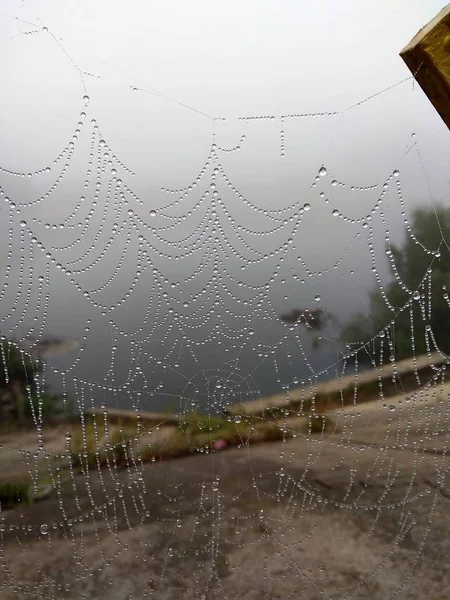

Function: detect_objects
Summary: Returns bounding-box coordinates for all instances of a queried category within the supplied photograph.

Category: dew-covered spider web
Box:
[1,2,450,599]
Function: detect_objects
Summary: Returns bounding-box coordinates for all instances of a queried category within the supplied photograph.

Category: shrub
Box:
[308,414,335,434]
[70,417,140,470]
[140,431,192,462]
[140,417,256,462]
[256,422,289,442]
[69,417,107,469]
[216,420,253,445]
[179,412,225,436]
[26,391,73,420]
[106,425,137,466]
[0,482,30,507]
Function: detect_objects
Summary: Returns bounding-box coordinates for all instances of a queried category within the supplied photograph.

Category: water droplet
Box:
[332,209,339,216]
[19,220,27,227]
[331,180,338,186]
[303,203,311,211]
[149,210,156,217]
[83,95,90,105]
[388,404,396,412]
[412,291,420,301]
[40,524,49,535]
[314,294,321,302]
[234,415,242,424]
[42,26,48,33]
[393,170,400,177]
[318,166,327,177]
[248,329,254,336]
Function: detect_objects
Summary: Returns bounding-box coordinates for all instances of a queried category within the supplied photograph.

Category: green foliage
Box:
[141,431,193,462]
[177,412,251,448]
[0,338,43,421]
[69,419,138,470]
[256,422,288,442]
[25,391,70,420]
[309,414,334,434]
[69,410,325,468]
[0,338,72,422]
[0,482,30,507]
[107,425,137,465]
[0,339,42,389]
[69,418,107,469]
[179,411,226,436]
[341,205,450,360]
[140,414,273,462]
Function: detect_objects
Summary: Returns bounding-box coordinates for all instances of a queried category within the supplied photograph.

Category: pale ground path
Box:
[332,380,450,416]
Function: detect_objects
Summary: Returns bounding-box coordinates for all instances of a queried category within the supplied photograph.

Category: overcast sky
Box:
[1,0,449,165]
[0,1,449,408]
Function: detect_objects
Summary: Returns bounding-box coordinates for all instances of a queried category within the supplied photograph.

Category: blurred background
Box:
[0,0,449,416]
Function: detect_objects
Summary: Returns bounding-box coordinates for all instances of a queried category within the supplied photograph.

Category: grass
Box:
[139,414,256,462]
[256,422,290,441]
[69,417,106,469]
[178,411,227,439]
[69,415,138,470]
[309,414,335,434]
[139,416,298,462]
[67,409,336,469]
[140,431,193,462]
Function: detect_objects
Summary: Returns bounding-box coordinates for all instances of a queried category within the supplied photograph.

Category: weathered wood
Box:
[400,4,450,129]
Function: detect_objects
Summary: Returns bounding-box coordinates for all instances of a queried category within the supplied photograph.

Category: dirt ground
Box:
[0,383,449,600]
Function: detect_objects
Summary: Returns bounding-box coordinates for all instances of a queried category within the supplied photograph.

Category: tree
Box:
[0,338,42,421]
[340,205,450,361]
[0,337,72,422]
[280,308,325,329]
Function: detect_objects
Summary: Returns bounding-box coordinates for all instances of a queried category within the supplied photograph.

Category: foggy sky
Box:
[0,1,449,410]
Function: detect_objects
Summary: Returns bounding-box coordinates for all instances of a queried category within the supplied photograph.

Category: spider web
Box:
[1,4,450,600]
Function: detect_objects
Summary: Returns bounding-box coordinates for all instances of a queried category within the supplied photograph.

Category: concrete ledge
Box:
[227,352,449,417]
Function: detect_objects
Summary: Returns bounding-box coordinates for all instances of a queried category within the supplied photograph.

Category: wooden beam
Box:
[400,4,450,129]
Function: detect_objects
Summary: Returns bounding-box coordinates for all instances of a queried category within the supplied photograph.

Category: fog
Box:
[0,0,449,412]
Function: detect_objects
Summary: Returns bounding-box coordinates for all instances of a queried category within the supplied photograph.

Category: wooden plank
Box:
[400,4,450,129]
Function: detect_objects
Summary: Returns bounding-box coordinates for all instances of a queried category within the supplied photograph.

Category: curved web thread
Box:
[0,8,450,600]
